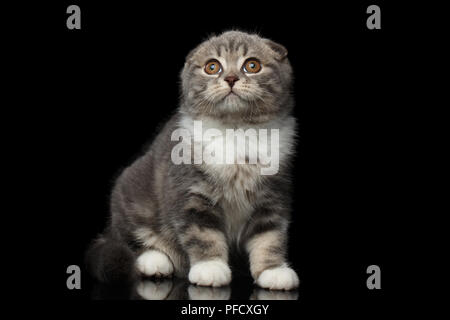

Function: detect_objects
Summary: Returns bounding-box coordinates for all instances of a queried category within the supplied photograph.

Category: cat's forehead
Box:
[191,32,274,62]
[209,33,260,54]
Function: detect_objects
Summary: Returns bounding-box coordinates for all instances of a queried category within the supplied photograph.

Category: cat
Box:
[86,30,299,291]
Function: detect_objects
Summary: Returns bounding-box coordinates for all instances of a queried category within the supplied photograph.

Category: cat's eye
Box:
[243,58,262,73]
[204,60,222,75]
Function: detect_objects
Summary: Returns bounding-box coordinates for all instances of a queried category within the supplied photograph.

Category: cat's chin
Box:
[222,92,243,103]
[216,95,247,111]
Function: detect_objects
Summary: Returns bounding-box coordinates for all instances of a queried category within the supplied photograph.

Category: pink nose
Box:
[224,75,240,88]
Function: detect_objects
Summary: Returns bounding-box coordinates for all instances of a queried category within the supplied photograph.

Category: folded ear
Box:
[264,39,288,60]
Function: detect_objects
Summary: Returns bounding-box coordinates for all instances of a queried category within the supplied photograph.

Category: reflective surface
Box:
[91,277,299,300]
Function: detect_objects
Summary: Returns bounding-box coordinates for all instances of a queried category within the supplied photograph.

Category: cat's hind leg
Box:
[136,249,174,277]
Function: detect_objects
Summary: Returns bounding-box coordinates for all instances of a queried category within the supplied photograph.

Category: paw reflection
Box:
[188,285,231,300]
[136,279,173,300]
[250,287,299,300]
[93,277,299,300]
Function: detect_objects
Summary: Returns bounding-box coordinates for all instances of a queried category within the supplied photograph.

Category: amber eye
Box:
[243,59,261,73]
[204,60,222,75]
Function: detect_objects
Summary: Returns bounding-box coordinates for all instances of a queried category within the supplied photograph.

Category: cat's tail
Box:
[85,234,137,285]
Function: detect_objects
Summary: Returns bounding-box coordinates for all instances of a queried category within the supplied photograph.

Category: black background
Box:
[11,0,434,316]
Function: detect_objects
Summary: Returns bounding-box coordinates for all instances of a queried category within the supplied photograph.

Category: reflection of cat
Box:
[137,279,232,300]
[135,279,298,300]
[86,31,299,290]
[92,278,298,300]
[136,279,189,300]
[250,288,298,300]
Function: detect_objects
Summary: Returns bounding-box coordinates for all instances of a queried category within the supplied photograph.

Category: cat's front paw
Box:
[188,260,231,287]
[136,250,174,277]
[256,265,299,290]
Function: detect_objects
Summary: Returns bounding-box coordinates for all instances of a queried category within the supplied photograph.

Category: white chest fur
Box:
[179,114,295,196]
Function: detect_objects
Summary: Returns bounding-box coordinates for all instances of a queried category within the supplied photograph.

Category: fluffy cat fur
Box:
[86,31,299,290]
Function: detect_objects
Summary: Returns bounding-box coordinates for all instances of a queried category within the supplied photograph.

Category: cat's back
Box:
[112,112,182,201]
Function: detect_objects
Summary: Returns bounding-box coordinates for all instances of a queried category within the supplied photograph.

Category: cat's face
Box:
[180,31,293,123]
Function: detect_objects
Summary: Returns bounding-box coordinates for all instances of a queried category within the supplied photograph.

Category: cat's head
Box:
[180,31,293,123]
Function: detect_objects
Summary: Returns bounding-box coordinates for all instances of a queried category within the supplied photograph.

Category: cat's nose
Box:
[224,75,240,88]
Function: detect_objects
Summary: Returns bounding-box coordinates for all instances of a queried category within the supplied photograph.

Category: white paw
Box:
[136,250,174,277]
[136,280,173,300]
[256,265,299,290]
[188,260,231,287]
